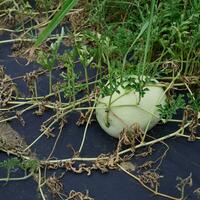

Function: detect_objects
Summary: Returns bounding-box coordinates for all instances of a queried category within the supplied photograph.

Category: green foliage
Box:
[157,94,186,120]
[37,28,64,72]
[35,0,61,11]
[85,0,200,76]
[0,157,21,171]
[187,93,200,112]
[59,50,80,102]
[155,0,200,74]
[122,75,150,99]
[98,62,152,100]
[105,26,135,57]
[83,31,117,69]
[0,0,33,27]
[99,62,122,97]
[21,159,40,173]
[74,34,93,64]
[37,29,64,94]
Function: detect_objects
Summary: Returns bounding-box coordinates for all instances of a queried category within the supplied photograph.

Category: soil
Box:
[0,117,31,156]
[0,69,32,157]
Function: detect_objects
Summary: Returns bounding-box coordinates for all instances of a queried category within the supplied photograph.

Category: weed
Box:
[157,94,186,121]
[37,28,64,94]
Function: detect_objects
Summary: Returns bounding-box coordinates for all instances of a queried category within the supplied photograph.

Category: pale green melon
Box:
[96,79,166,138]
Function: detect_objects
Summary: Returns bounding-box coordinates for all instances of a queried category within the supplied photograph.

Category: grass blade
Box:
[122,21,149,69]
[34,0,78,47]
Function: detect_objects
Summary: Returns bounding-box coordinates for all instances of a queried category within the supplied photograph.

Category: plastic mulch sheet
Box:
[0,32,200,200]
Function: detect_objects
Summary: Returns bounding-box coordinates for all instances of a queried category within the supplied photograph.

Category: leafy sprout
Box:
[37,28,64,93]
[187,93,200,112]
[0,158,39,180]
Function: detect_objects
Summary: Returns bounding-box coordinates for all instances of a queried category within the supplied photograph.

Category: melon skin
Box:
[96,84,167,138]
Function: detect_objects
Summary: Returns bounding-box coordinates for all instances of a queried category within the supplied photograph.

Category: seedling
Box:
[37,28,64,94]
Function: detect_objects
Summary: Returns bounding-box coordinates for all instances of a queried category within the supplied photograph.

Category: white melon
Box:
[96,78,166,138]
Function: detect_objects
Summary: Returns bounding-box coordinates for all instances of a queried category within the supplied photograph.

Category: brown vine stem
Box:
[118,164,182,200]
[0,116,17,123]
[0,100,33,111]
[0,104,37,123]
[78,101,97,154]
[42,115,200,165]
[23,114,62,152]
[43,122,65,181]
[0,148,32,161]
[22,95,94,151]
[38,167,46,200]
[47,123,64,161]
[119,119,200,156]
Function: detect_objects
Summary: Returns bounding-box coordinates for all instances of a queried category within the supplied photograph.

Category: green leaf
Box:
[34,0,78,47]
[0,158,21,170]
[21,159,39,173]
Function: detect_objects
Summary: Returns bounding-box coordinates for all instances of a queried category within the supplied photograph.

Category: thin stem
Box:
[119,120,195,156]
[42,117,200,165]
[23,108,71,152]
[34,80,38,99]
[84,67,90,95]
[0,35,70,45]
[122,20,149,73]
[23,120,57,152]
[142,0,156,75]
[38,168,46,200]
[118,164,181,200]
[49,71,52,94]
[78,102,96,153]
[0,172,33,182]
[105,94,113,127]
[0,116,17,123]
